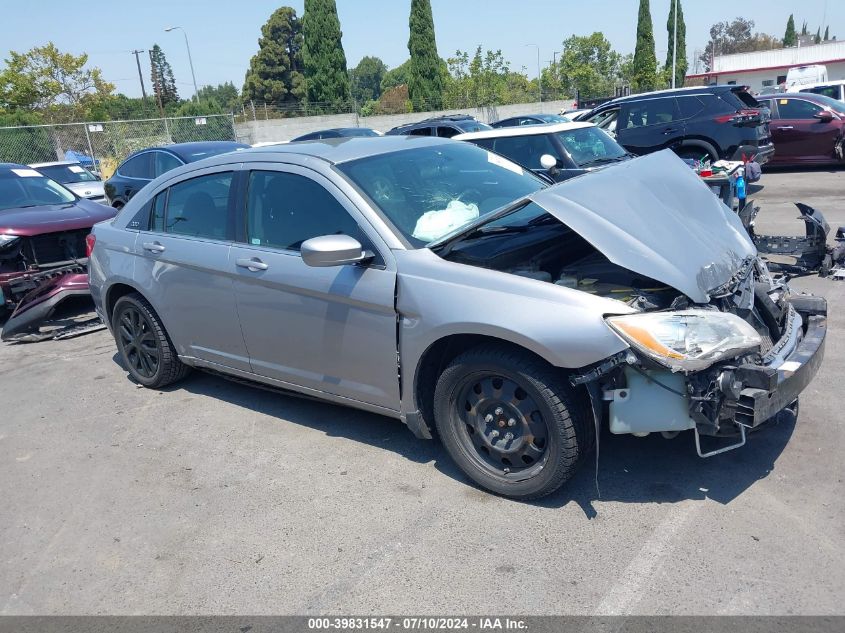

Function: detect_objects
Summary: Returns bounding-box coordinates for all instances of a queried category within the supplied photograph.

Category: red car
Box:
[1,163,116,339]
[757,93,845,166]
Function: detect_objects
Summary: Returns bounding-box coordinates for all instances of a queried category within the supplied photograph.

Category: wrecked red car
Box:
[0,163,116,341]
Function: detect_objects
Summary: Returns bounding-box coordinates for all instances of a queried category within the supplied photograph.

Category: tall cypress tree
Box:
[665,0,687,88]
[824,26,830,41]
[783,14,797,47]
[632,0,657,92]
[301,0,350,107]
[408,0,443,111]
[149,44,179,106]
[242,7,305,105]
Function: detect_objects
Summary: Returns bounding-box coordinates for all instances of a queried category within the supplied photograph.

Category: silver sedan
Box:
[88,138,825,499]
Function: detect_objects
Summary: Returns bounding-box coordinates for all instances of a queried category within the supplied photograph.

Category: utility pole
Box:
[131,49,147,100]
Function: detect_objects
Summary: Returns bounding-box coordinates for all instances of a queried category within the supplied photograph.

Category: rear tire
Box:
[112,293,190,389]
[433,344,591,500]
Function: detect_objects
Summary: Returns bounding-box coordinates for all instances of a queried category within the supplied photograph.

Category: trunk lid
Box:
[527,150,756,303]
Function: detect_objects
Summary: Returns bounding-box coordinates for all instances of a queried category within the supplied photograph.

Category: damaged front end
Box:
[1,267,95,342]
[574,260,826,456]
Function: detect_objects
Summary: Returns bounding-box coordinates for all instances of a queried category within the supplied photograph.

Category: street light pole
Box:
[525,44,541,103]
[165,26,199,101]
[671,0,678,88]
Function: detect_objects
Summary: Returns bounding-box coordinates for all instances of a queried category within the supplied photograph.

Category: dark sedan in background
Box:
[757,93,845,166]
[491,113,570,128]
[291,127,381,141]
[104,141,248,209]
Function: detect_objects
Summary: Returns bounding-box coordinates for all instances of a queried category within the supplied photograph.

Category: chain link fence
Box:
[0,114,236,179]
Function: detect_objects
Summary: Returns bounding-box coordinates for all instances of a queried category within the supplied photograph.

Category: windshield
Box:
[344,128,380,137]
[556,126,628,166]
[538,114,569,123]
[0,170,76,210]
[337,142,545,246]
[184,144,247,162]
[35,164,99,184]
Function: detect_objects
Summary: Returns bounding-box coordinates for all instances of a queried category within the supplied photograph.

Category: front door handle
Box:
[236,257,269,271]
[142,241,165,253]
[662,127,679,135]
[777,125,794,130]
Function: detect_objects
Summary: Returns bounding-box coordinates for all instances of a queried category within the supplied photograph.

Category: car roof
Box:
[453,121,594,141]
[388,115,476,132]
[207,135,455,166]
[28,161,81,168]
[798,79,845,89]
[128,141,249,161]
[598,85,742,107]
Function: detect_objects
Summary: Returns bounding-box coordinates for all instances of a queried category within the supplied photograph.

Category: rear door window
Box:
[409,127,432,136]
[620,98,679,128]
[676,96,704,119]
[436,126,460,138]
[119,153,154,179]
[163,172,235,240]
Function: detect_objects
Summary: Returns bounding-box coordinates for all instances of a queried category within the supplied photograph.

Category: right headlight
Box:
[605,309,762,372]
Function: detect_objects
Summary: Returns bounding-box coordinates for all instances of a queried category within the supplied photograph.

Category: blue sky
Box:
[1,0,842,98]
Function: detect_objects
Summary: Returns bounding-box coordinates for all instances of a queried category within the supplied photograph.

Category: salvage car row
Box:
[0,85,836,500]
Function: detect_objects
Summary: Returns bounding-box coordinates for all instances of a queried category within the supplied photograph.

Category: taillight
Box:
[85,233,96,257]
[714,109,762,125]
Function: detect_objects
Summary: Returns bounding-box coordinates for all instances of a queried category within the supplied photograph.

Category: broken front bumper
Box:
[595,295,826,446]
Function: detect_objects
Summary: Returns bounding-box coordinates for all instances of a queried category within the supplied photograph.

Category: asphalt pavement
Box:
[1,168,843,615]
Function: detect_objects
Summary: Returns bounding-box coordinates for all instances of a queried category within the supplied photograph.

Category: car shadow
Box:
[111,360,798,518]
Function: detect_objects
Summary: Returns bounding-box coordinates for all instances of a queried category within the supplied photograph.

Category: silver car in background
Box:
[88,138,825,499]
[29,160,106,203]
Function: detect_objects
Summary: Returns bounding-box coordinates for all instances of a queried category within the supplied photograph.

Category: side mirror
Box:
[300,234,372,268]
[815,110,835,122]
[539,154,558,170]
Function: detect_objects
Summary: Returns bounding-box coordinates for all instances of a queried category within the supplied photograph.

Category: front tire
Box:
[433,344,590,500]
[112,293,190,389]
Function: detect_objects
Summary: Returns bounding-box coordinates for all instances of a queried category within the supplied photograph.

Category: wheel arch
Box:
[411,333,571,437]
[104,281,145,323]
[675,138,720,161]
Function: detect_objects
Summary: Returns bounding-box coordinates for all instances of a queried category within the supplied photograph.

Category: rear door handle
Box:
[662,127,680,135]
[142,241,165,253]
[777,126,794,130]
[236,257,269,271]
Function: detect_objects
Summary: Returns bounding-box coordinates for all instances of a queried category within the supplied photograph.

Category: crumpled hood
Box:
[529,150,756,303]
[0,198,116,237]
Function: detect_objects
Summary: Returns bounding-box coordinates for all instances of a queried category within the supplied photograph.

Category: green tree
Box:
[0,43,113,113]
[542,33,623,101]
[149,45,179,107]
[665,0,687,88]
[632,0,658,92]
[302,0,351,107]
[824,26,830,41]
[815,27,822,44]
[801,22,808,36]
[408,0,443,111]
[242,7,305,105]
[350,56,386,103]
[196,82,240,111]
[699,18,782,72]
[783,14,797,47]
[381,59,412,92]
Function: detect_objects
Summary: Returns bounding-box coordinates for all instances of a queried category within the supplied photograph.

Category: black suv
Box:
[582,86,774,164]
[384,114,492,138]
